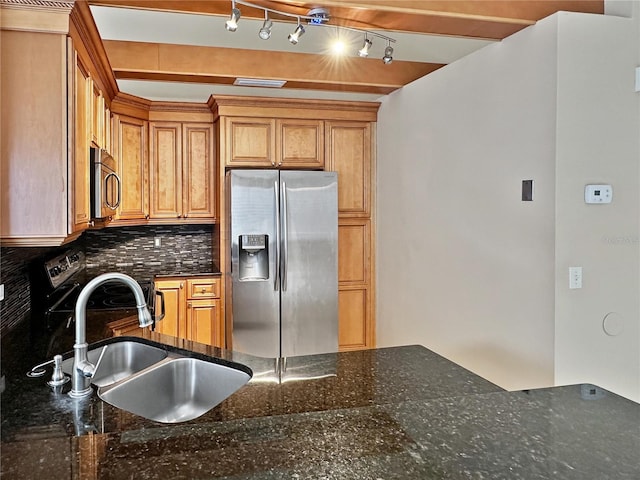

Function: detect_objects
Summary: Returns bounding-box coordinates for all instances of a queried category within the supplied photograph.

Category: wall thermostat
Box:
[584,184,612,204]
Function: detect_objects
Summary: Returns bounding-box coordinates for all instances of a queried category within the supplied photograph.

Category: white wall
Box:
[553,9,640,401]
[377,10,640,401]
[377,16,560,391]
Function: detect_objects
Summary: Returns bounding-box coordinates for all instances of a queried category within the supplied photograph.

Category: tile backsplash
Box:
[84,225,214,271]
[0,224,215,334]
[0,246,69,335]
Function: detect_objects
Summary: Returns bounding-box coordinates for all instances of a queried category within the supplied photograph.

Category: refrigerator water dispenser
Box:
[239,234,269,281]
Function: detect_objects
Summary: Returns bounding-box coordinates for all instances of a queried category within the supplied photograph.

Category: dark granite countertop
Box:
[1,320,638,479]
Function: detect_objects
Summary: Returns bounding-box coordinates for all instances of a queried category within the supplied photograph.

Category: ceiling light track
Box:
[225,0,397,62]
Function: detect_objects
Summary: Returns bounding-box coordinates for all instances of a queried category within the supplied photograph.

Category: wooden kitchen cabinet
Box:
[113,114,148,221]
[325,121,371,216]
[1,1,117,246]
[183,123,216,218]
[186,299,222,346]
[225,117,275,167]
[153,276,223,347]
[326,121,375,351]
[71,50,92,234]
[150,122,182,219]
[88,72,111,151]
[91,82,103,147]
[1,32,89,245]
[224,117,324,169]
[277,119,324,169]
[153,279,186,339]
[337,219,373,350]
[149,121,215,221]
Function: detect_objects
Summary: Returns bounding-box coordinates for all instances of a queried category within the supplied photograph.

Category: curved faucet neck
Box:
[71,272,152,398]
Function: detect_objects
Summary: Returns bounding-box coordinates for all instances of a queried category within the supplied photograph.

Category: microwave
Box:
[89,147,121,220]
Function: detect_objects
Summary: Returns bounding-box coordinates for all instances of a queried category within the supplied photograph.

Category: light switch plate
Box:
[569,267,582,289]
[0,284,4,301]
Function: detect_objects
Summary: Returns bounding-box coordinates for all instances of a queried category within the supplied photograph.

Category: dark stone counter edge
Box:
[53,335,252,379]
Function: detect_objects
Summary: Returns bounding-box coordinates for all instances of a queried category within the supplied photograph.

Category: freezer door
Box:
[230,170,280,358]
[280,171,338,357]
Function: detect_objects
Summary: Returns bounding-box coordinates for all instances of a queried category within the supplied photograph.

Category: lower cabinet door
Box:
[186,299,221,346]
[153,279,185,338]
[338,287,369,350]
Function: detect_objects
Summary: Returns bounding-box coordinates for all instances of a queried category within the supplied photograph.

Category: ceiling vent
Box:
[233,78,287,88]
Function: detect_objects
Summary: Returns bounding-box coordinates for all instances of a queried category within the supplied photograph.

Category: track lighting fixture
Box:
[358,37,372,58]
[224,1,396,63]
[382,43,394,64]
[259,10,272,40]
[288,20,305,45]
[225,1,241,32]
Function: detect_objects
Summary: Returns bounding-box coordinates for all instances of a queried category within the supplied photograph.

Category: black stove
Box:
[30,249,153,333]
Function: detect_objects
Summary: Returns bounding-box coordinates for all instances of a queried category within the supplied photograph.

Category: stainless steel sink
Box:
[62,341,168,387]
[98,357,251,423]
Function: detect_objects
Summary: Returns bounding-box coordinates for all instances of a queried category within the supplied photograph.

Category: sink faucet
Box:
[69,273,153,398]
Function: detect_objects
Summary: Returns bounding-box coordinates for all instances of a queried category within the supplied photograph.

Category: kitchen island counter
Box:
[1,328,638,479]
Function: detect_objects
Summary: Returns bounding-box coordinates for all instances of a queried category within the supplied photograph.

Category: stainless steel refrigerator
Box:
[228,169,338,359]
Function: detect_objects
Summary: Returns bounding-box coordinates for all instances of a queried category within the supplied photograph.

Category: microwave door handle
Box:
[104,172,121,210]
[274,180,280,292]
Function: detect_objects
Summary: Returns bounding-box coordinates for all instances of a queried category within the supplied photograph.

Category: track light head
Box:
[259,13,273,40]
[225,7,241,32]
[382,45,394,64]
[358,37,372,58]
[288,22,305,44]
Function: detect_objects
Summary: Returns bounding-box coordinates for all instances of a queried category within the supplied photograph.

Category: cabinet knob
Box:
[188,302,192,308]
[180,282,184,289]
[87,220,95,227]
[144,214,150,220]
[201,287,206,293]
[184,214,188,219]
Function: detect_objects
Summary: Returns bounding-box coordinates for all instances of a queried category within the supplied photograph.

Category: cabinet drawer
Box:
[187,278,219,299]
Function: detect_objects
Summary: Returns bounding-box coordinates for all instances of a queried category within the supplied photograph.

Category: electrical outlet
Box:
[154,237,162,248]
[0,284,4,301]
[569,267,582,289]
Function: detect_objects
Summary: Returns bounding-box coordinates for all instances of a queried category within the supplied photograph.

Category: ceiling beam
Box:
[104,40,444,94]
[88,0,603,40]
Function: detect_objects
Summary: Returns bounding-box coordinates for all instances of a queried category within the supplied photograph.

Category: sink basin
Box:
[98,357,251,423]
[62,341,168,387]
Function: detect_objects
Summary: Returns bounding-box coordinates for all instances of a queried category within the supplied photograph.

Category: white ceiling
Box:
[90,5,495,103]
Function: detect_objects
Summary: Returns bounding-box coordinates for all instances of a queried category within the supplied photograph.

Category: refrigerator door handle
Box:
[281,180,288,292]
[274,180,280,291]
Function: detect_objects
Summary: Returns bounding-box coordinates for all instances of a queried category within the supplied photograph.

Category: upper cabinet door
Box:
[71,53,92,233]
[277,119,324,169]
[225,117,275,168]
[325,121,371,216]
[182,123,215,219]
[150,122,182,218]
[90,83,103,147]
[114,114,148,221]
